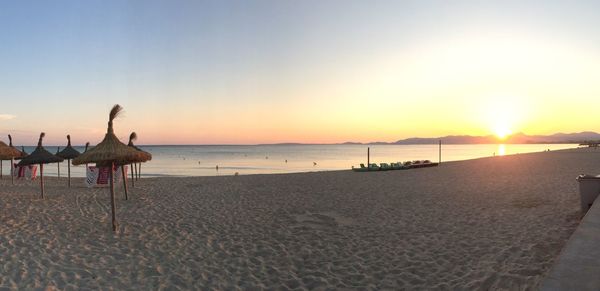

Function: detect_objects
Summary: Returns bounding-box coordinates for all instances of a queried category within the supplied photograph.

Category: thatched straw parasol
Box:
[8,135,26,160]
[17,133,64,198]
[73,105,148,231]
[127,132,152,187]
[57,135,81,187]
[0,139,23,184]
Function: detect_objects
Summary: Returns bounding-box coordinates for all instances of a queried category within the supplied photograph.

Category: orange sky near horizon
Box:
[1,1,600,145]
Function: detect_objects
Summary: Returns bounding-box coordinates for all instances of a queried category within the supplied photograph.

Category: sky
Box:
[1,0,600,145]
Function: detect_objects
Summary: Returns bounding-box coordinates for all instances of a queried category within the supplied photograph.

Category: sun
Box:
[494,124,512,139]
[480,94,526,141]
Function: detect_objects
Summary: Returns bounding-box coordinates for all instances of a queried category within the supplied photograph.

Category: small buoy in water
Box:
[313,162,317,166]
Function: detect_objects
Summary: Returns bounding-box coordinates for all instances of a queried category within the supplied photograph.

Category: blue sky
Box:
[1,1,600,145]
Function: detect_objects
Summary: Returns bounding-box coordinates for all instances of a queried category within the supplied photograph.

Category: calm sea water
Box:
[0,144,578,178]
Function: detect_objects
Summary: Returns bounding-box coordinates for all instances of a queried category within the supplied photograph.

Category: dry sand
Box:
[0,147,596,290]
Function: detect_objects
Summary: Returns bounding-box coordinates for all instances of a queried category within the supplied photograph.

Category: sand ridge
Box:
[0,147,595,289]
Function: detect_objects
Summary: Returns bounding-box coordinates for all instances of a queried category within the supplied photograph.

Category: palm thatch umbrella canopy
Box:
[57,135,81,187]
[0,140,24,184]
[8,135,27,160]
[0,141,22,159]
[127,132,152,185]
[17,133,64,198]
[72,104,147,231]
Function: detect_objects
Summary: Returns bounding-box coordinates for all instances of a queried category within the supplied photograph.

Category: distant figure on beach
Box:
[313,162,317,166]
[216,165,219,171]
[285,159,287,163]
[198,161,201,165]
[265,156,268,159]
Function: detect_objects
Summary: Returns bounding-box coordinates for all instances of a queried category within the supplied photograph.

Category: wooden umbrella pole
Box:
[134,163,138,181]
[121,165,128,200]
[40,164,44,199]
[138,163,141,180]
[110,163,117,231]
[11,158,14,185]
[67,159,71,187]
[1,160,3,179]
[57,161,60,179]
[130,163,135,188]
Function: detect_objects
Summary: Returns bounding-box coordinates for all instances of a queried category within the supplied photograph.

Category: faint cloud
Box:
[0,114,16,121]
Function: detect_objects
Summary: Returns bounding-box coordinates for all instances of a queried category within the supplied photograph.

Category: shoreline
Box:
[0,145,582,179]
[0,147,595,289]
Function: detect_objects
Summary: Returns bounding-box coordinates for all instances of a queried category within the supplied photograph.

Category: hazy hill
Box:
[393,131,600,144]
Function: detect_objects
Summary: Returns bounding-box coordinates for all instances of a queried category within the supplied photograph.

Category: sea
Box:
[0,144,578,178]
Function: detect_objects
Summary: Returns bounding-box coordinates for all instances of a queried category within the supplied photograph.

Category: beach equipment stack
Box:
[17,133,64,197]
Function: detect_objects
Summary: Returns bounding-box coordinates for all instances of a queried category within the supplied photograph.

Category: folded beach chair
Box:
[368,163,380,170]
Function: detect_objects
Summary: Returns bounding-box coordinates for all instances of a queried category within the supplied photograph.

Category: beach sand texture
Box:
[0,148,595,290]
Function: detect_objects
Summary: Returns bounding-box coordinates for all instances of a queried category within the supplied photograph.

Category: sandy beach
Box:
[0,147,595,289]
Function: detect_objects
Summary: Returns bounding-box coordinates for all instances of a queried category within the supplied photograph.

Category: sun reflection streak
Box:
[497,144,506,156]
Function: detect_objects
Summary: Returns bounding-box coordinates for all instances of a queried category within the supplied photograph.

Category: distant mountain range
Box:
[345,131,600,145]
